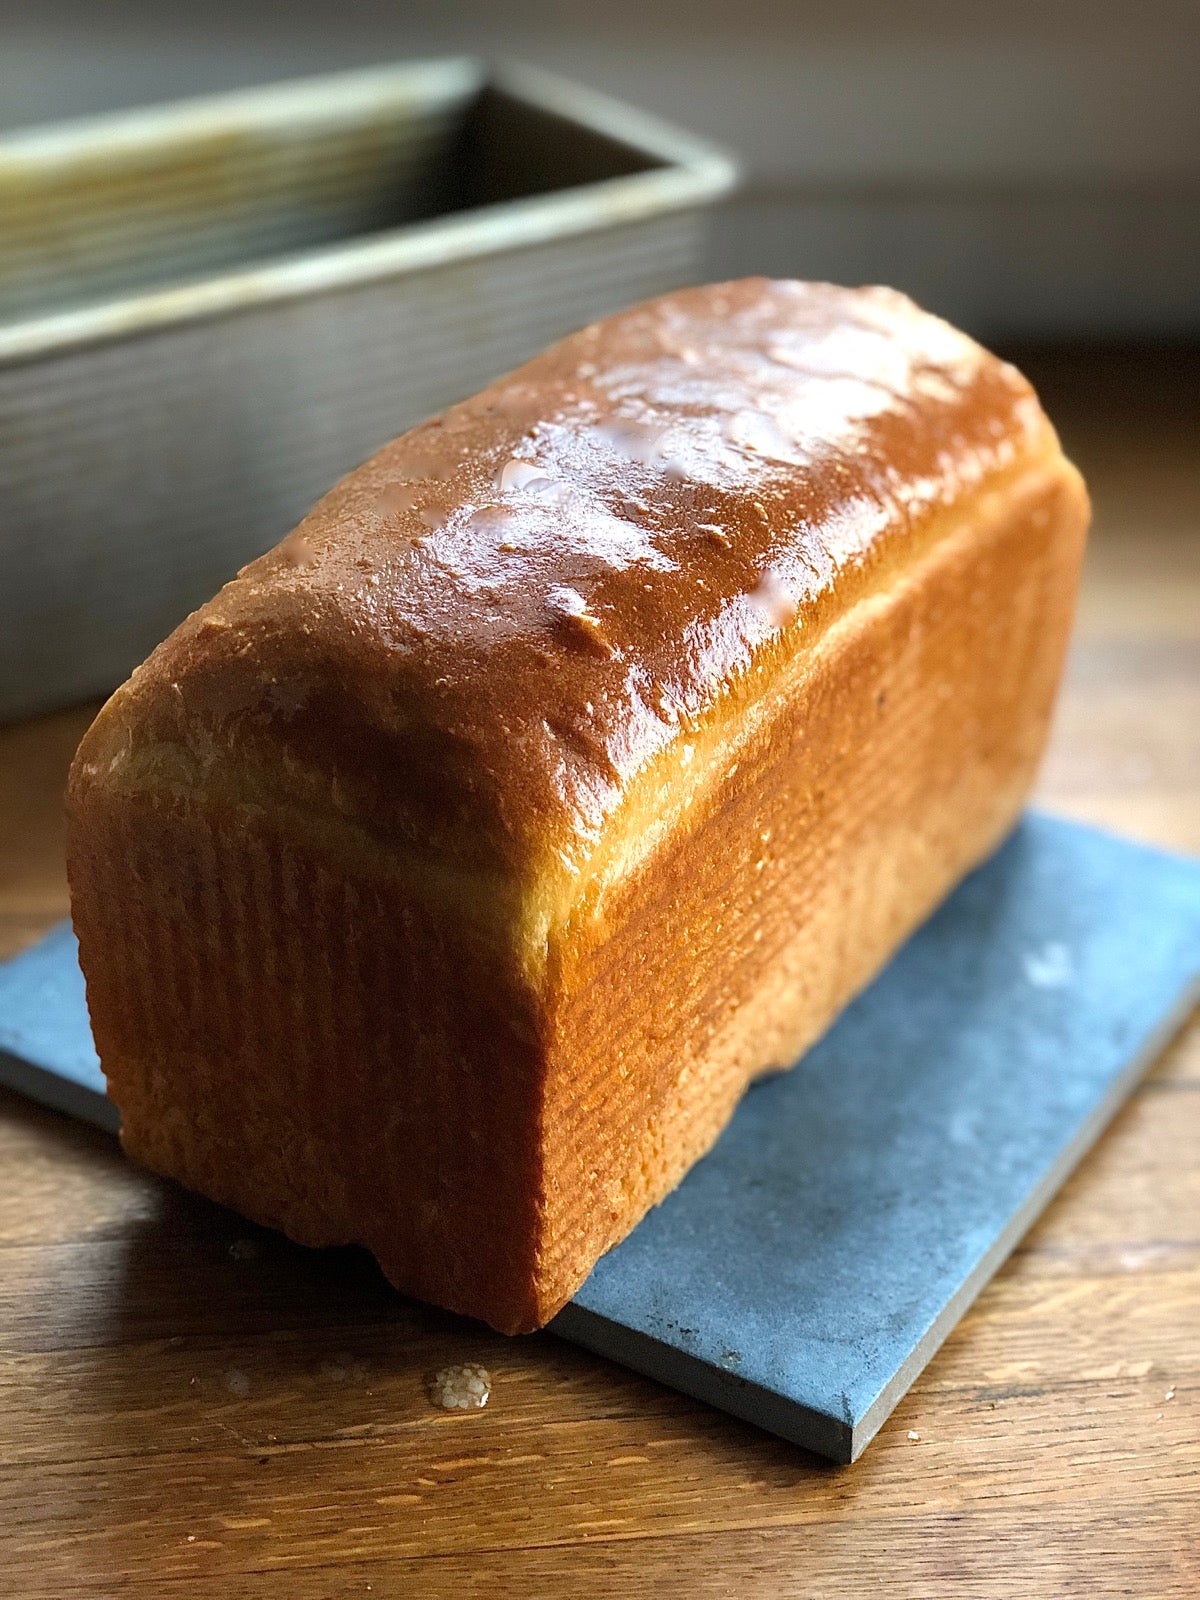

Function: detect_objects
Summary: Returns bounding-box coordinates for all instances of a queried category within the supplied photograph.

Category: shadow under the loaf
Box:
[104,1184,411,1345]
[5,1085,839,1591]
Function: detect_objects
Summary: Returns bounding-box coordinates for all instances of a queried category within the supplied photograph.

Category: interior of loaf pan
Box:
[0,59,667,325]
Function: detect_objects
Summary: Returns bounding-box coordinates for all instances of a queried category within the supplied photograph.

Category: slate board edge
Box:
[551,1297,854,1461]
[0,1048,118,1133]
[849,971,1200,1461]
[555,974,1200,1464]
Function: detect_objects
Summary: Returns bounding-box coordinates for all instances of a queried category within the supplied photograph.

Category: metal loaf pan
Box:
[0,59,735,719]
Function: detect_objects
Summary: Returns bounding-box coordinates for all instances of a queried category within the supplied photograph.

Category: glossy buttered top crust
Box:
[82,279,1054,945]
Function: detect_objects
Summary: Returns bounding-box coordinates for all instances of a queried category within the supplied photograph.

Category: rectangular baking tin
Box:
[0,59,735,719]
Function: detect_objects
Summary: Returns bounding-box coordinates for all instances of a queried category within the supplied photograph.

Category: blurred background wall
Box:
[1,0,1197,341]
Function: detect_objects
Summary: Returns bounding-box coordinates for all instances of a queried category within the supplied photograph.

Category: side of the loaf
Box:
[534,453,1088,1306]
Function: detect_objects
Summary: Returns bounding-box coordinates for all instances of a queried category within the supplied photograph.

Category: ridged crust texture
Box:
[67,279,1088,1331]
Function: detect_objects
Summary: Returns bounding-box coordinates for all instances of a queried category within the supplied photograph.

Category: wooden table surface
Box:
[1,348,1197,1599]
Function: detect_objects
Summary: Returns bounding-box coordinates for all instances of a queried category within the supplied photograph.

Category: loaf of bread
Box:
[67,280,1088,1333]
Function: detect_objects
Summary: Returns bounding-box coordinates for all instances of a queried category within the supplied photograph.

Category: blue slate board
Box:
[0,919,115,1131]
[2,813,1198,1462]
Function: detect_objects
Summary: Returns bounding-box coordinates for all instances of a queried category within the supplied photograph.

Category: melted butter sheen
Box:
[211,279,1045,873]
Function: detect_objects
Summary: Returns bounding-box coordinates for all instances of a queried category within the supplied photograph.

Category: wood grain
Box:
[0,346,1197,1598]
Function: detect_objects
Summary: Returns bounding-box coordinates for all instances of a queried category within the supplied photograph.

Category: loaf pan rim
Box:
[0,57,738,369]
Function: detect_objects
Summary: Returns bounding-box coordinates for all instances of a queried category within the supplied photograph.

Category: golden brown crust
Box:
[72,279,1051,906]
[67,279,1088,1332]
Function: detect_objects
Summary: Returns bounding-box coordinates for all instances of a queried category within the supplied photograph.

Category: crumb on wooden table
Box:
[427,1363,492,1411]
